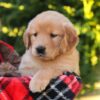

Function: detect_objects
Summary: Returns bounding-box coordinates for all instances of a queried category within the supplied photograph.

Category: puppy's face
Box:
[24,11,78,60]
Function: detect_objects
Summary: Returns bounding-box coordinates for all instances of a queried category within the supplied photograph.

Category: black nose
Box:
[36,46,46,55]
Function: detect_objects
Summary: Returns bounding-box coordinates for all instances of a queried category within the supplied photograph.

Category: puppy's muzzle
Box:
[36,46,46,56]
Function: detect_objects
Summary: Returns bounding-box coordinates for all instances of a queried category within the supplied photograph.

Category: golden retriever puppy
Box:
[19,11,80,93]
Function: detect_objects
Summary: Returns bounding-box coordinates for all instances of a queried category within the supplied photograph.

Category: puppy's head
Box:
[23,11,79,60]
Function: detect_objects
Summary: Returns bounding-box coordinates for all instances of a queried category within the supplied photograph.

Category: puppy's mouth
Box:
[36,54,51,60]
[37,53,46,58]
[33,52,56,61]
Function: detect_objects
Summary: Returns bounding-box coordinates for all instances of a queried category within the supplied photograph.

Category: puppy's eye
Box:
[33,33,37,37]
[50,33,58,38]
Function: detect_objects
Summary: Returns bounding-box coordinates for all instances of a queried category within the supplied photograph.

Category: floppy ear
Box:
[23,29,31,49]
[63,23,79,51]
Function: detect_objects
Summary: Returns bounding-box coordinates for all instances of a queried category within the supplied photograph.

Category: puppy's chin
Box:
[32,52,60,61]
[32,54,56,61]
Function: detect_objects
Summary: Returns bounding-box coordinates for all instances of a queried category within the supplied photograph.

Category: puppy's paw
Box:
[29,77,49,93]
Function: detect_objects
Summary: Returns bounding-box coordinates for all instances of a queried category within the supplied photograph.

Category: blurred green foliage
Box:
[0,0,100,95]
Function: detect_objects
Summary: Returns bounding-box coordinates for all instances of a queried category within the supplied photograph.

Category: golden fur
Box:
[19,11,80,92]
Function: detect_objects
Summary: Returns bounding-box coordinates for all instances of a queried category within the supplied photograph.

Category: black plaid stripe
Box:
[33,79,74,100]
[18,77,30,90]
[23,93,31,100]
[0,78,11,90]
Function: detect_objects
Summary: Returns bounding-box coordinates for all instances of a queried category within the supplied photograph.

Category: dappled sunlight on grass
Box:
[77,95,100,100]
[94,82,100,90]
[76,82,100,100]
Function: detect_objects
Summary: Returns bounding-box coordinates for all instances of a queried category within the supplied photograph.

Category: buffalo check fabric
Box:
[0,40,82,100]
[32,72,82,100]
[0,73,82,100]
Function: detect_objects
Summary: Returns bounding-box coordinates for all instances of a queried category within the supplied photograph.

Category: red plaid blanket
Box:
[0,40,82,100]
[0,76,33,100]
